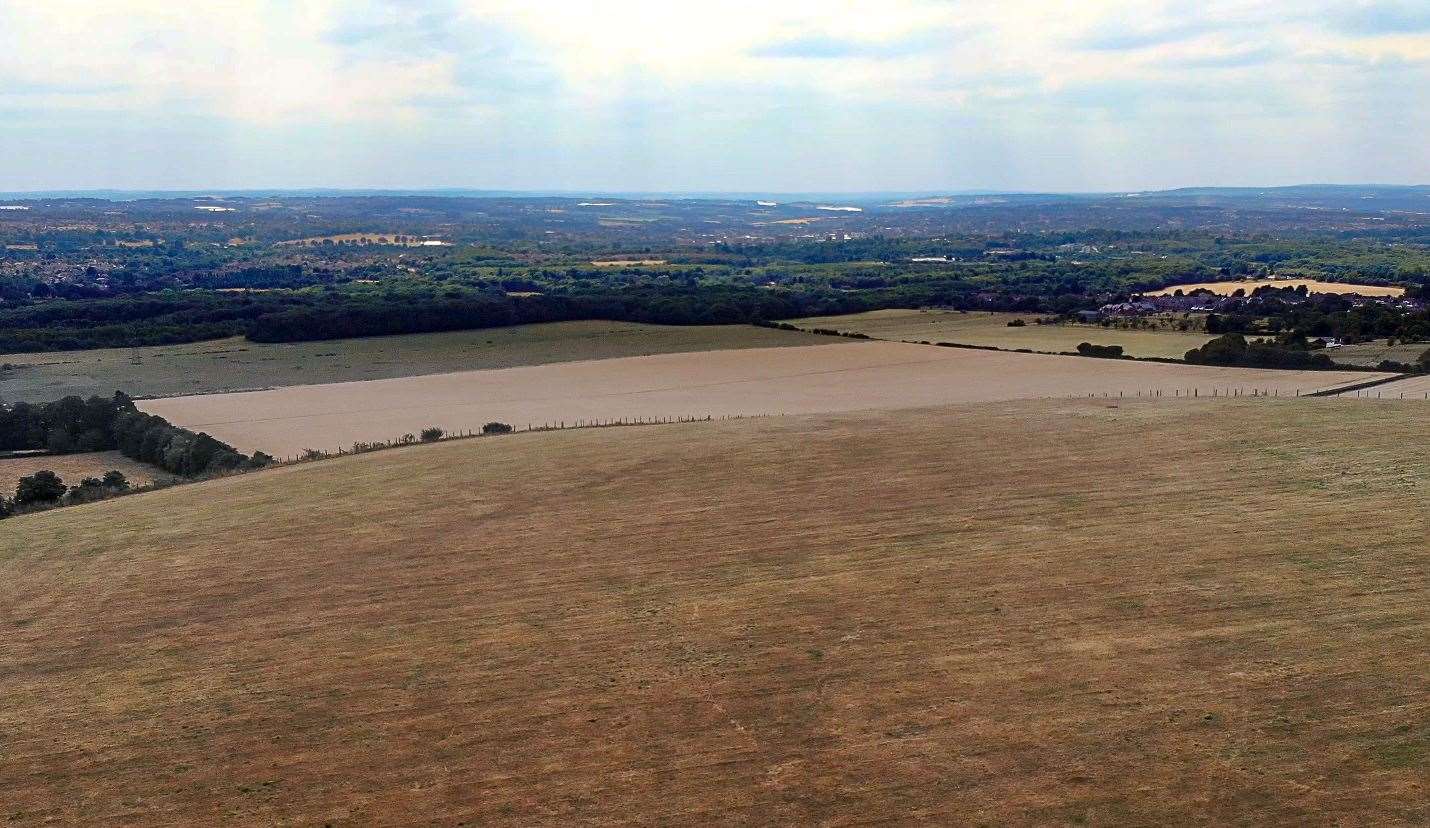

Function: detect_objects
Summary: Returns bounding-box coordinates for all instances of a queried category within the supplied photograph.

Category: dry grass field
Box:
[1144,279,1404,297]
[1331,339,1430,368]
[0,451,167,493]
[0,321,826,401]
[2,398,1426,825]
[1340,374,1430,399]
[138,340,1388,456]
[789,309,1216,358]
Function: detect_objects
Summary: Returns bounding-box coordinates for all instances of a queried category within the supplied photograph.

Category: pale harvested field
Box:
[2,398,1426,825]
[275,233,437,246]
[1145,278,1405,297]
[0,451,167,493]
[791,308,1215,359]
[1339,374,1430,399]
[139,341,1389,456]
[0,321,825,401]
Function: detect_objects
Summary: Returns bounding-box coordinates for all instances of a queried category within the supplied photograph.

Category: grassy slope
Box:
[0,320,826,400]
[2,398,1427,825]
[790,309,1216,359]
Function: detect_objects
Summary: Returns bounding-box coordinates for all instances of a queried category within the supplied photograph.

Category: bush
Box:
[101,470,130,491]
[1076,342,1124,359]
[420,427,444,442]
[1185,333,1333,369]
[15,470,66,505]
[1419,347,1430,372]
[1007,318,1026,327]
[482,422,514,435]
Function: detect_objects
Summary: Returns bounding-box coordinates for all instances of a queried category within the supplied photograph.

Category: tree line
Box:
[0,392,267,477]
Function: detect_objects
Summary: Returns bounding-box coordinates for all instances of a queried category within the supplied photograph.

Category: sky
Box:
[1,0,1427,192]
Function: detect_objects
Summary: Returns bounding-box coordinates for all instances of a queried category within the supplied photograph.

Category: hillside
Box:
[2,398,1427,825]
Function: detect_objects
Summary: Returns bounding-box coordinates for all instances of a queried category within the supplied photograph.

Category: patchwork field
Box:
[789,309,1216,359]
[138,340,1389,456]
[0,450,167,493]
[1144,278,1405,297]
[0,321,826,401]
[3,398,1426,825]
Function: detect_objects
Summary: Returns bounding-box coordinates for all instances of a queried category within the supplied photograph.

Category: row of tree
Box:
[0,393,266,477]
[0,469,131,518]
[1184,334,1335,369]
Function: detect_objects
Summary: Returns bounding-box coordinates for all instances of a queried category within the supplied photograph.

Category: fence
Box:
[269,385,1427,465]
[272,413,766,465]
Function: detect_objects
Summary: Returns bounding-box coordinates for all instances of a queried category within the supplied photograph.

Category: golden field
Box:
[2,397,1426,825]
[137,341,1389,456]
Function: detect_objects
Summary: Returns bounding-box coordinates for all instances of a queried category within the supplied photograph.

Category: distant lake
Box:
[1145,278,1404,297]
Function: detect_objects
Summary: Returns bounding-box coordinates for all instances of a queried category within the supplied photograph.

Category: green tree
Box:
[15,471,66,505]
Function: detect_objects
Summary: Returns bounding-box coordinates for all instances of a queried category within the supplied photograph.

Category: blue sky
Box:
[0,0,1427,192]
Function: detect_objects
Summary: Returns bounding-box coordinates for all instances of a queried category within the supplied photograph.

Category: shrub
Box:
[101,470,129,491]
[482,422,514,435]
[1185,333,1333,369]
[1419,347,1430,372]
[1007,318,1026,327]
[420,427,444,442]
[1076,342,1124,359]
[15,470,66,505]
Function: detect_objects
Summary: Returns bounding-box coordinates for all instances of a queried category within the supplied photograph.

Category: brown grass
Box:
[1,398,1425,825]
[0,450,166,493]
[137,341,1390,456]
[1340,374,1430,399]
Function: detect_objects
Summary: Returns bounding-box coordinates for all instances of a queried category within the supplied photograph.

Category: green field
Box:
[789,309,1217,359]
[0,320,825,401]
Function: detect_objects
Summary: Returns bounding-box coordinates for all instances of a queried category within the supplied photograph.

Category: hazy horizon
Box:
[3,183,1427,201]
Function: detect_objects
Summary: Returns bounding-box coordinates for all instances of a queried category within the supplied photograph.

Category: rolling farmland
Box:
[0,321,826,401]
[3,398,1426,824]
[789,309,1217,359]
[138,341,1390,456]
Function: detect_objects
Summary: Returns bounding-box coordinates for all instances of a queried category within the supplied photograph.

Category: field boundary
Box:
[763,319,1401,374]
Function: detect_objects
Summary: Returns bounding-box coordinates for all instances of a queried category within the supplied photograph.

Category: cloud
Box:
[1329,1,1430,35]
[748,29,960,60]
[0,0,1426,190]
[1076,20,1219,51]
